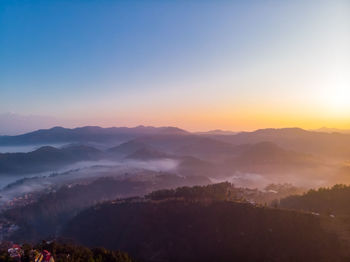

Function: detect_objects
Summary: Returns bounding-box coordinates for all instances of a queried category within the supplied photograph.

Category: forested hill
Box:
[63,192,344,262]
[280,184,350,216]
[2,175,209,243]
[279,184,350,253]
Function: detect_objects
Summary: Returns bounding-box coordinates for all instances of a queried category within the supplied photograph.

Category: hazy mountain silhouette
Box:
[0,145,102,174]
[313,127,350,134]
[176,156,219,177]
[196,129,238,135]
[132,134,244,161]
[107,141,149,158]
[0,126,348,184]
[231,142,317,166]
[3,126,350,160]
[225,141,320,175]
[208,128,350,159]
[125,147,170,160]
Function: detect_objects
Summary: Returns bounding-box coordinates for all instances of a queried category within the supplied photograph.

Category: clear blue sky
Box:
[0,0,349,131]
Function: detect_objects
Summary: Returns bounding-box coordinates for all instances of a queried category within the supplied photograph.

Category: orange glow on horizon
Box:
[70,107,350,132]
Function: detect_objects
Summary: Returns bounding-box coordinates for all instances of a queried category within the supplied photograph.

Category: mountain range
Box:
[1,126,350,261]
[1,125,350,190]
[2,126,350,159]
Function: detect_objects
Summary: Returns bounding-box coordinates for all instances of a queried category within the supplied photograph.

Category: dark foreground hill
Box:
[279,184,350,254]
[2,175,210,243]
[280,184,350,216]
[0,241,134,262]
[63,199,344,262]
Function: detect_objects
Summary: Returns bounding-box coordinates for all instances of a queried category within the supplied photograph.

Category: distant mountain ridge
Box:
[2,125,350,177]
[196,129,238,135]
[0,125,189,145]
[208,127,350,159]
[313,127,350,134]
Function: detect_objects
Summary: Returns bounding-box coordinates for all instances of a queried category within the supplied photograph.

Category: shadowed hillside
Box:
[1,175,210,242]
[62,184,345,262]
[280,184,350,216]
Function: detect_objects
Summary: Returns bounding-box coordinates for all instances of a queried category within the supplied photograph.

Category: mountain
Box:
[112,142,226,177]
[0,136,326,178]
[0,126,189,146]
[228,142,318,167]
[3,126,350,160]
[176,156,219,177]
[125,147,170,160]
[109,140,221,176]
[107,141,149,158]
[196,129,238,135]
[62,185,344,262]
[221,142,325,179]
[108,133,244,161]
[0,125,347,184]
[0,145,102,174]
[313,127,350,134]
[209,128,350,159]
[132,134,244,161]
[108,140,172,160]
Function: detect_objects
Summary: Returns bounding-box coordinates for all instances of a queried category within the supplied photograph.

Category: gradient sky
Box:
[0,0,349,132]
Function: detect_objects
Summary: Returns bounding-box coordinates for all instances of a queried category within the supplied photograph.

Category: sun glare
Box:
[320,72,350,116]
[329,85,349,110]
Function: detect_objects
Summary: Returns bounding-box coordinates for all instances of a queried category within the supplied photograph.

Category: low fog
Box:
[0,158,180,205]
[0,154,343,208]
[210,172,329,190]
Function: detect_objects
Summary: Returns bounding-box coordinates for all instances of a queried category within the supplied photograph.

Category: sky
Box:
[0,0,349,134]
